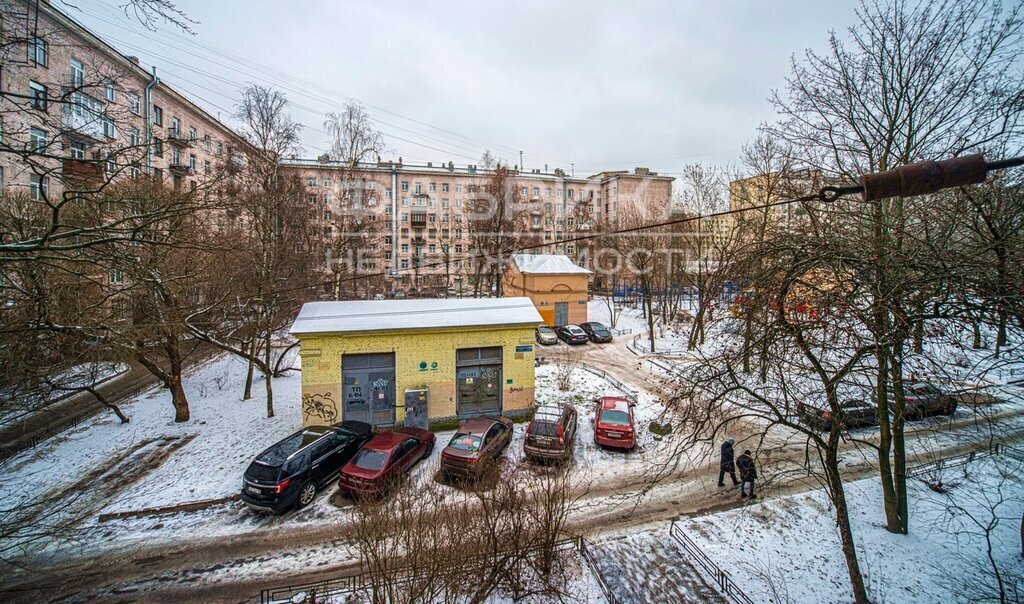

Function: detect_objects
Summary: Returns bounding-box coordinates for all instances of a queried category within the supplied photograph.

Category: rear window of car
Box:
[352,449,388,471]
[530,420,561,437]
[538,327,554,334]
[599,409,630,425]
[568,327,585,334]
[448,433,482,451]
[245,461,279,482]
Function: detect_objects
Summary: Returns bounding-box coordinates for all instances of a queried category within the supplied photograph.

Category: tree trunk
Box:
[264,330,275,418]
[889,346,910,534]
[243,337,256,400]
[85,386,130,424]
[826,450,872,604]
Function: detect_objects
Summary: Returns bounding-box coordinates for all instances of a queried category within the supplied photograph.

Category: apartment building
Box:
[0,0,245,215]
[282,159,674,294]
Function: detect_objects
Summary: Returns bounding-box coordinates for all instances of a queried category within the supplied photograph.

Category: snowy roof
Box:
[290,297,543,335]
[512,254,591,275]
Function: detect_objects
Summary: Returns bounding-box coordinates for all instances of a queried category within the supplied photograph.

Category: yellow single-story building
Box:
[290,297,542,428]
[503,254,591,326]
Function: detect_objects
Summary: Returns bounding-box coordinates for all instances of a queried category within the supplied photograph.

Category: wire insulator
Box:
[861,154,988,201]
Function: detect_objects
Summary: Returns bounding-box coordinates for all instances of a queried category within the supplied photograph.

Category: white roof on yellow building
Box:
[511,254,591,275]
[290,297,543,335]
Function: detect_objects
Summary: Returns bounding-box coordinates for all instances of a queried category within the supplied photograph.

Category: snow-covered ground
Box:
[676,453,1024,603]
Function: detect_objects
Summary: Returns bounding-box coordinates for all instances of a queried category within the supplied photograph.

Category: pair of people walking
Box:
[719,438,757,499]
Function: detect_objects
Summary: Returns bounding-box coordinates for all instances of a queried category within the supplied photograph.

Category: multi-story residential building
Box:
[282,159,674,294]
[0,0,245,221]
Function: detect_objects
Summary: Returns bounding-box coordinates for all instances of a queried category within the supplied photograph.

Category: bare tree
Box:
[467,164,526,297]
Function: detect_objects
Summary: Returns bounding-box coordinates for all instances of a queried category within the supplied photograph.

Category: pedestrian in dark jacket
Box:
[718,438,738,487]
[736,450,757,499]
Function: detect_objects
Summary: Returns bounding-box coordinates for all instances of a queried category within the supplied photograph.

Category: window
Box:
[203,134,211,151]
[70,59,85,87]
[153,137,163,157]
[70,141,86,159]
[130,127,140,147]
[401,197,409,207]
[442,183,450,193]
[204,160,211,175]
[414,183,422,194]
[29,127,46,151]
[31,37,48,66]
[455,244,463,253]
[307,177,317,187]
[109,270,123,284]
[102,115,116,138]
[170,116,181,137]
[545,187,552,197]
[189,154,196,170]
[29,174,48,200]
[401,244,409,253]
[27,81,49,112]
[172,148,181,165]
[429,182,436,192]
[188,127,196,141]
[104,80,115,102]
[428,244,436,253]
[129,93,140,115]
[400,259,409,269]
[532,187,539,197]
[216,141,223,155]
[520,187,527,195]
[400,181,409,192]
[456,184,463,193]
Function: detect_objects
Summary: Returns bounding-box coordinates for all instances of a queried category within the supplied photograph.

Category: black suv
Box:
[241,420,373,513]
[579,322,613,343]
[524,403,578,463]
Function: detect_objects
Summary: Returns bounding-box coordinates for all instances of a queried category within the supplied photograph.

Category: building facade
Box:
[503,254,590,327]
[291,298,541,428]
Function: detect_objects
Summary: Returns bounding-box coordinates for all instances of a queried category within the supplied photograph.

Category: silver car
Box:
[536,326,558,345]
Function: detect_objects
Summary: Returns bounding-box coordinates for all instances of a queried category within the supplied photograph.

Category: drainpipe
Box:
[391,163,399,280]
[143,66,159,172]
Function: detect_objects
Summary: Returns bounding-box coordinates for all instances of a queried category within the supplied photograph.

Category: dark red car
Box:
[593,396,636,450]
[440,416,513,480]
[338,428,435,498]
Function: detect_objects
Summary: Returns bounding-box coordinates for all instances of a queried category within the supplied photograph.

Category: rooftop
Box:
[512,254,592,275]
[290,297,543,335]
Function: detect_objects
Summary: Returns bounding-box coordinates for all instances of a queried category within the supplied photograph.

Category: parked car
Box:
[901,381,958,419]
[579,322,613,343]
[797,399,877,432]
[338,428,435,498]
[241,420,373,513]
[556,324,589,345]
[536,326,558,346]
[440,416,513,480]
[524,403,578,463]
[593,396,636,450]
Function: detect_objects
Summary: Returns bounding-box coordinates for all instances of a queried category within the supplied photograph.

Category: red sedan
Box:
[593,396,636,450]
[338,428,435,498]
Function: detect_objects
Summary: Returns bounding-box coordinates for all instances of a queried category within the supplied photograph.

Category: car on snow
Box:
[593,396,636,450]
[797,399,877,432]
[524,403,577,463]
[241,420,373,513]
[536,326,558,346]
[440,416,513,480]
[337,428,435,498]
[578,322,613,343]
[899,381,958,419]
[556,324,589,345]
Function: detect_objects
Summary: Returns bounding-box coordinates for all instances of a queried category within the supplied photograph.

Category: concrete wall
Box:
[296,325,537,427]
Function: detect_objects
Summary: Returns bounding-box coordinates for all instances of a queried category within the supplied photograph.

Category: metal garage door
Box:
[555,302,568,326]
[456,346,503,418]
[342,353,396,426]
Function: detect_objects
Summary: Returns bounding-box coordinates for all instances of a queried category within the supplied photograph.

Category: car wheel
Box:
[297,481,317,509]
[424,441,435,459]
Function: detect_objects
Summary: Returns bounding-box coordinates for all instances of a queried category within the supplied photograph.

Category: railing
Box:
[260,536,617,604]
[906,442,1015,478]
[669,519,755,604]
[576,362,638,404]
[630,333,689,355]
[610,327,632,336]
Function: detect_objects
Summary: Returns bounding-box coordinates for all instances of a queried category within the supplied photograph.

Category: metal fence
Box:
[576,362,639,404]
[628,333,690,356]
[668,519,755,604]
[907,442,1021,478]
[260,536,618,604]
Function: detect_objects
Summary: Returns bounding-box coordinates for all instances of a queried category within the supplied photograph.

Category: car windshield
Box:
[245,461,279,481]
[599,409,630,425]
[568,327,584,334]
[530,420,560,436]
[538,327,554,334]
[448,433,482,451]
[352,448,388,471]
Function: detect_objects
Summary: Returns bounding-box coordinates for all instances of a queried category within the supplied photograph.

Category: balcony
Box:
[167,129,193,147]
[62,158,104,185]
[411,213,427,227]
[61,110,104,143]
[412,236,426,245]
[169,162,193,175]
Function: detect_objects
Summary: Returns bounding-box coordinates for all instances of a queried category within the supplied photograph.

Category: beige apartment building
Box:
[282,159,674,294]
[0,0,245,220]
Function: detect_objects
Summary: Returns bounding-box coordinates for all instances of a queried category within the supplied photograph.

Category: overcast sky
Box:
[64,1,862,179]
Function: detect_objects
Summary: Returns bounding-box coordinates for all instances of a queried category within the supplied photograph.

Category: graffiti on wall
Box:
[302,392,338,423]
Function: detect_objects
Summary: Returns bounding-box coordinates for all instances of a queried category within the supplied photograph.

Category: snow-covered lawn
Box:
[0,361,130,427]
[677,454,1024,603]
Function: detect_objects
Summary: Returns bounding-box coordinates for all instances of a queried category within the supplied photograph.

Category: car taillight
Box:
[273,479,290,494]
[527,420,534,435]
[556,424,565,445]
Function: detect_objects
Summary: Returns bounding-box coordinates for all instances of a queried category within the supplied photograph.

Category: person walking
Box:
[718,438,738,487]
[736,449,757,499]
